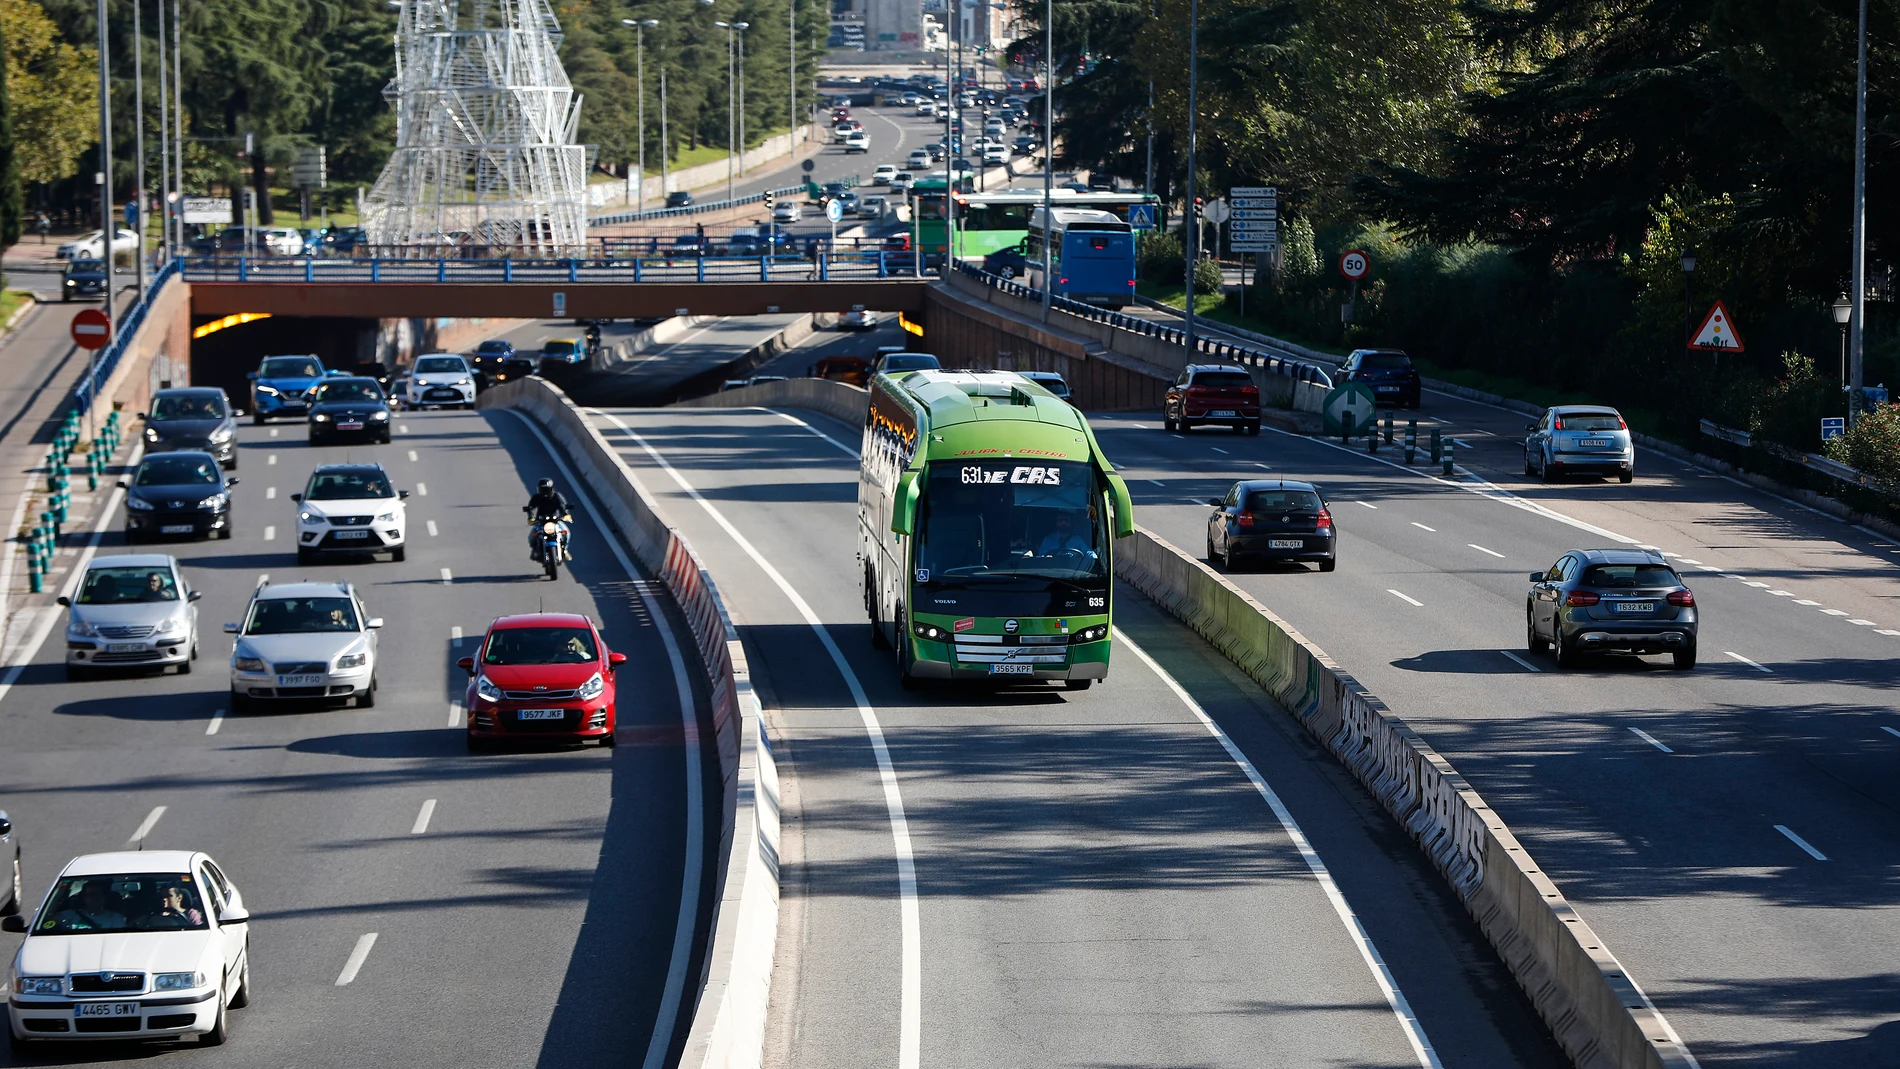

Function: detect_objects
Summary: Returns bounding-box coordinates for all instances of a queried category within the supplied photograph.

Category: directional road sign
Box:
[1339,249,1371,281]
[1323,382,1378,437]
[1821,417,1846,441]
[1231,208,1277,220]
[71,308,112,351]
[1127,203,1157,230]
[1229,186,1276,197]
[1231,198,1276,209]
[1202,199,1231,224]
[826,198,846,223]
[1229,218,1277,232]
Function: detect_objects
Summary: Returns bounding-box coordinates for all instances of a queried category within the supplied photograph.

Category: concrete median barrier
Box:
[477,376,779,1069]
[1116,526,1697,1069]
[673,376,870,428]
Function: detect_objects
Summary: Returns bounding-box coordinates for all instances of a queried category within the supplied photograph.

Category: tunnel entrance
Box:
[188,316,438,405]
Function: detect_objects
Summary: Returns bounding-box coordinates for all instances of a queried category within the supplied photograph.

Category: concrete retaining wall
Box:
[99,273,194,414]
[591,125,819,208]
[674,376,870,428]
[476,376,779,1069]
[1115,526,1696,1069]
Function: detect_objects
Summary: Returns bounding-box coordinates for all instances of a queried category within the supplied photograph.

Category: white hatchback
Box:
[872,165,897,185]
[4,851,251,1050]
[293,463,408,564]
[405,353,477,409]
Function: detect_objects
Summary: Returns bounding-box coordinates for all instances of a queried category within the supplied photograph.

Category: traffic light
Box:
[1194,197,1205,216]
[764,188,776,211]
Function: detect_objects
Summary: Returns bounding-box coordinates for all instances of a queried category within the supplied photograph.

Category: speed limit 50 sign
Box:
[1338,249,1370,281]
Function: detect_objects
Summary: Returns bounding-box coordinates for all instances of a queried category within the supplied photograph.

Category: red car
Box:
[1164,363,1261,434]
[459,613,625,749]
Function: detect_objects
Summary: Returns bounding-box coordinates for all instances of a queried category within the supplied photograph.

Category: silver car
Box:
[225,581,382,711]
[58,555,201,680]
[1523,405,1635,483]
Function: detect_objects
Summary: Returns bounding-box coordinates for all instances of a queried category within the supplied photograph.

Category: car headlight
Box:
[336,652,369,670]
[154,616,184,635]
[234,655,267,673]
[1072,624,1110,643]
[198,493,228,509]
[371,410,390,420]
[300,511,322,525]
[13,976,63,996]
[455,378,471,386]
[313,413,332,422]
[126,496,154,511]
[209,427,234,443]
[376,512,397,523]
[577,672,606,701]
[68,619,98,638]
[153,972,206,991]
[144,427,161,443]
[64,279,75,287]
[256,384,280,397]
[475,675,502,703]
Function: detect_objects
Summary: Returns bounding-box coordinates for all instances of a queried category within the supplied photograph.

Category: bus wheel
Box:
[866,565,890,650]
[1064,679,1093,692]
[895,610,920,690]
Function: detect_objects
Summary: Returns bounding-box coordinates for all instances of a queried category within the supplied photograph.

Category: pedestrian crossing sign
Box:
[1128,204,1157,230]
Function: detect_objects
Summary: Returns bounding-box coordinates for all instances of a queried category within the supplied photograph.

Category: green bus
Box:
[859,368,1136,688]
[908,182,1161,267]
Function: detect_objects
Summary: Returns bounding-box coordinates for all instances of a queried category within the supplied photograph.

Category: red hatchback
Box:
[1164,363,1261,434]
[459,613,625,750]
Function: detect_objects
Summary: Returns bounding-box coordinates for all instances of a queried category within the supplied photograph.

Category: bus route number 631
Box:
[962,464,1062,485]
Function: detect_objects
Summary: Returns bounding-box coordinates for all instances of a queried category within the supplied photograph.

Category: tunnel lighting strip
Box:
[897,311,924,337]
[192,312,272,339]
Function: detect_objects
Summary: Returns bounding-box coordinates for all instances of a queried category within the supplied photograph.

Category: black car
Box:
[324,226,369,256]
[665,190,694,209]
[1527,548,1698,669]
[470,339,536,385]
[308,377,393,444]
[142,388,240,470]
[982,246,1029,279]
[1339,349,1422,408]
[1013,135,1039,156]
[121,451,236,541]
[62,258,107,302]
[353,361,394,392]
[1205,480,1336,572]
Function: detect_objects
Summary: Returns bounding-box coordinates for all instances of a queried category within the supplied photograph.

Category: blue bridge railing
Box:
[75,258,182,417]
[178,251,920,284]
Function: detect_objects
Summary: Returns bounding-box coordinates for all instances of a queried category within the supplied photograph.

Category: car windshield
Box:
[261,357,321,378]
[151,394,225,421]
[543,341,578,355]
[883,355,940,371]
[136,455,220,486]
[476,341,512,354]
[1581,564,1679,588]
[78,566,179,604]
[1561,413,1623,431]
[246,596,359,634]
[918,460,1107,586]
[1245,489,1321,512]
[308,470,394,500]
[33,874,209,935]
[1190,372,1254,388]
[68,259,103,273]
[483,626,599,665]
[1359,353,1413,369]
[415,357,465,374]
[315,381,384,403]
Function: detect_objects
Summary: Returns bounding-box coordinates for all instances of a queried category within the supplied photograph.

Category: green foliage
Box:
[0,11,18,245]
[1191,255,1223,292]
[1746,353,1839,452]
[1137,230,1184,285]
[2,0,96,188]
[1824,404,1900,493]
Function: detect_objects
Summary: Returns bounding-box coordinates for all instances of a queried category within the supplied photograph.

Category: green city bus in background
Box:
[908,180,1161,268]
[859,367,1136,688]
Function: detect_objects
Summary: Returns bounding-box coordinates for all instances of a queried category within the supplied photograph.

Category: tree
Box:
[1,0,96,191]
[0,6,20,245]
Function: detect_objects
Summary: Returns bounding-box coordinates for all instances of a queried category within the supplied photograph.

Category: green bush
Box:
[1137,231,1184,286]
[1192,257,1224,293]
[1825,403,1900,493]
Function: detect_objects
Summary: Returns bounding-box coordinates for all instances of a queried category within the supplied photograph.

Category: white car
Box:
[872,165,897,185]
[293,463,408,564]
[839,309,880,331]
[56,229,139,261]
[225,579,382,710]
[983,145,1010,165]
[772,201,802,223]
[405,353,476,409]
[260,228,304,256]
[907,150,932,169]
[891,172,915,191]
[915,101,937,117]
[843,132,870,154]
[59,555,201,679]
[4,851,251,1049]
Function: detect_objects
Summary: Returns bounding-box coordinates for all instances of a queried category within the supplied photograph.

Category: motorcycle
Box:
[525,509,572,580]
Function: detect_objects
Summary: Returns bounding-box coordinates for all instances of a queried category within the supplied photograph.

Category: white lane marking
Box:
[1355,501,1378,510]
[1724,651,1773,673]
[1722,573,1747,581]
[1469,544,1504,558]
[1412,522,1436,532]
[266,486,276,500]
[398,424,410,434]
[1742,581,1769,588]
[205,709,225,736]
[407,450,419,462]
[1388,589,1423,607]
[591,408,920,1069]
[1820,608,1850,616]
[1211,446,1230,454]
[263,525,275,542]
[1146,479,1166,487]
[1877,629,1900,637]
[128,806,166,844]
[447,702,463,728]
[1848,618,1877,626]
[1677,558,1702,565]
[335,933,378,985]
[765,410,857,457]
[498,411,705,1069]
[1629,727,1673,753]
[1766,590,1792,596]
[426,520,439,537]
[1881,726,1900,739]
[1119,634,1442,1068]
[415,482,428,496]
[438,568,452,585]
[410,799,436,835]
[450,626,463,645]
[268,454,277,465]
[1253,462,1272,470]
[1794,599,1821,606]
[1774,825,1827,861]
[268,427,279,438]
[1499,650,1541,672]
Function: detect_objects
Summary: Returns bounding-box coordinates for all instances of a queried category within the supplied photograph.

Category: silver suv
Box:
[1524,405,1634,483]
[226,581,382,710]
[1527,549,1697,669]
[59,555,202,680]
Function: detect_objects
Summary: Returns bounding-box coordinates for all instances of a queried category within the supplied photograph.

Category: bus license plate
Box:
[75,1002,138,1018]
[989,664,1034,676]
[1614,602,1653,613]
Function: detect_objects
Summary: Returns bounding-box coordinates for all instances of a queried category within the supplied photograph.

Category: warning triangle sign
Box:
[1689,301,1745,351]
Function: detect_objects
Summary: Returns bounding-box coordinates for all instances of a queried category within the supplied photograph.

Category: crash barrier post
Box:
[1443,436,1455,476]
[1114,527,1699,1069]
[1405,419,1417,464]
[477,377,779,1069]
[26,541,42,593]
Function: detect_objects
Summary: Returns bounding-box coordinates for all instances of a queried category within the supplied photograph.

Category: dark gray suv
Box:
[1527,548,1697,669]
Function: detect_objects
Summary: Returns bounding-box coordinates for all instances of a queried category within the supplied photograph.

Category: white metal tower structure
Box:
[363,0,591,255]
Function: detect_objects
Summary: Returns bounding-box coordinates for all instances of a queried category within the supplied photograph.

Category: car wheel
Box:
[600,728,618,748]
[65,663,91,682]
[3,850,20,916]
[357,677,377,709]
[296,547,315,566]
[228,945,251,1008]
[466,733,490,753]
[1672,644,1697,671]
[225,455,239,471]
[1164,416,1178,432]
[1540,453,1557,483]
[1527,613,1549,654]
[200,987,229,1045]
[9,1027,34,1055]
[178,653,192,675]
[218,525,233,540]
[391,545,405,562]
[1206,537,1222,572]
[1523,450,1536,477]
[1318,556,1337,573]
[1553,633,1579,669]
[1619,470,1634,484]
[1246,422,1260,436]
[998,266,1016,280]
[253,412,266,425]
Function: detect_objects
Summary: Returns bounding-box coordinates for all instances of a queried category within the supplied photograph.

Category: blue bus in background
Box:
[1025,207,1136,309]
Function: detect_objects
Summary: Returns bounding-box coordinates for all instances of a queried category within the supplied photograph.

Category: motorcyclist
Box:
[524,478,572,561]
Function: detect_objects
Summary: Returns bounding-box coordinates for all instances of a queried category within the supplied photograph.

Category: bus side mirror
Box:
[1105,473,1136,539]
[891,471,921,537]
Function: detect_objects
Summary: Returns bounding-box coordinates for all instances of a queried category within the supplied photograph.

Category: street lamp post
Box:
[1039,0,1051,319]
[157,0,171,263]
[172,0,183,255]
[95,0,114,332]
[1833,294,1853,411]
[131,0,147,301]
[1849,0,1869,425]
[736,22,749,176]
[621,18,659,213]
[1180,0,1200,351]
[712,17,742,202]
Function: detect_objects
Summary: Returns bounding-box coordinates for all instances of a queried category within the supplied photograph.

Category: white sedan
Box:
[772,201,802,223]
[56,229,139,261]
[405,353,477,409]
[4,851,251,1050]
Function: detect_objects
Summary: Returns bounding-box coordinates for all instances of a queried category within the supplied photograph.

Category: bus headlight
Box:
[1071,625,1109,643]
[911,622,948,641]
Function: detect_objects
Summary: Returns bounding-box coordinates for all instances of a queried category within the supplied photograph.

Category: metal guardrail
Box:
[177,252,920,284]
[1699,418,1890,493]
[952,261,1333,387]
[75,259,181,416]
[589,184,806,227]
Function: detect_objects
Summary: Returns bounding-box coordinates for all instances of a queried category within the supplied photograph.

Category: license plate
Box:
[518,709,566,720]
[1208,409,1237,417]
[159,524,193,534]
[75,1003,138,1018]
[989,663,1035,676]
[332,529,369,539]
[278,674,323,686]
[107,643,144,653]
[1268,539,1303,549]
[1580,438,1611,448]
[1613,602,1653,613]
[1376,385,1400,392]
[338,422,364,431]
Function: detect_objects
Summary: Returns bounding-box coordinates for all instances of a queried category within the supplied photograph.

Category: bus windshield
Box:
[916,460,1107,587]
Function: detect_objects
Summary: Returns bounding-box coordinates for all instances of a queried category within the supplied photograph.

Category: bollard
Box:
[1342,411,1356,445]
[27,542,43,594]
[1405,420,1418,464]
[1368,423,1380,453]
[1443,436,1456,476]
[86,450,99,492]
[1430,427,1443,463]
[1383,409,1395,445]
[39,513,54,554]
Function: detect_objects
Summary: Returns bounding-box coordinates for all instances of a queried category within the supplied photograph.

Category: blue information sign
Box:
[1821,417,1846,440]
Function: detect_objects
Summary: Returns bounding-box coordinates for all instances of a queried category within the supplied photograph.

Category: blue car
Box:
[248,355,331,424]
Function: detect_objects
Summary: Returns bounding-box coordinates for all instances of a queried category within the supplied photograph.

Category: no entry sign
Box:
[71,309,112,351]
